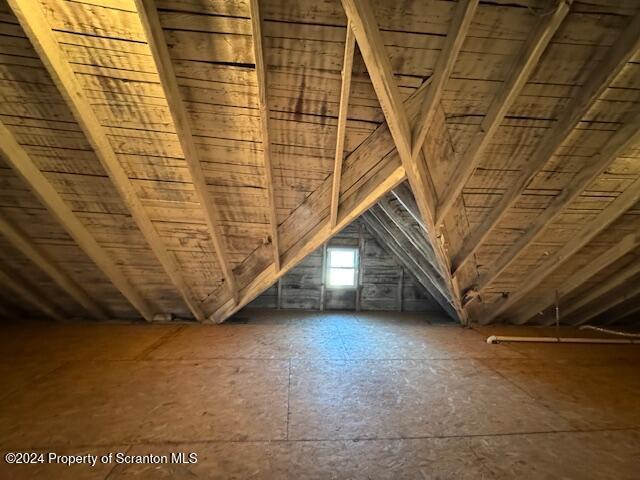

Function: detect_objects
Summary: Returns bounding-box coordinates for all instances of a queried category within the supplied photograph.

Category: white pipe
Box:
[486,335,640,345]
[578,325,640,338]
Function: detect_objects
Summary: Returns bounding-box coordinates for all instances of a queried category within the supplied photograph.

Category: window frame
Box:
[325,246,359,290]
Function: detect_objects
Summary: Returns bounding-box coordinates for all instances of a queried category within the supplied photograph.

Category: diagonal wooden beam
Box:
[510,231,640,324]
[569,257,640,323]
[0,121,156,322]
[341,0,465,321]
[361,210,457,318]
[472,112,640,290]
[9,0,206,321]
[0,212,109,320]
[0,267,64,321]
[484,175,640,323]
[581,283,640,326]
[248,0,282,273]
[437,0,570,226]
[135,0,239,305]
[330,23,356,229]
[605,299,640,325]
[452,10,640,273]
[411,0,479,160]
[367,204,457,316]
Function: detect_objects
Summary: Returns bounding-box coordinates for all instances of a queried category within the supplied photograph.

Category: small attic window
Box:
[326,247,358,289]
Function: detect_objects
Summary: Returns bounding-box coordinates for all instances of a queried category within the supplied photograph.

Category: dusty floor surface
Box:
[1,309,639,479]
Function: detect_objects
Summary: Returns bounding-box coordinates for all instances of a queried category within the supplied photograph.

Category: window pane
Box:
[328,249,356,268]
[328,267,355,287]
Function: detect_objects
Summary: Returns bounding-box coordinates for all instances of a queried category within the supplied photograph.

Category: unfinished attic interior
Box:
[1,0,640,477]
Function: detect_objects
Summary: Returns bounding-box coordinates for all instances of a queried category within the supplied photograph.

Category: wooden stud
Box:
[0,121,156,322]
[8,0,205,321]
[473,112,640,288]
[330,23,356,229]
[135,0,239,306]
[249,0,282,272]
[0,267,64,322]
[411,0,479,160]
[511,231,640,324]
[485,175,640,323]
[320,243,328,311]
[452,10,640,272]
[437,0,570,225]
[0,212,109,320]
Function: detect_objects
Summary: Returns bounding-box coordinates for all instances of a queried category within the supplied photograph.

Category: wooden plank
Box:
[8,0,205,321]
[0,121,156,321]
[511,231,640,324]
[330,23,356,228]
[437,0,570,225]
[484,175,640,323]
[473,112,640,290]
[0,267,63,321]
[411,0,478,159]
[249,0,281,272]
[0,212,108,320]
[452,10,640,273]
[135,0,239,308]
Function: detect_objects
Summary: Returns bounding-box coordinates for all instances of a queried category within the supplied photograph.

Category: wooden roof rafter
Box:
[248,0,282,273]
[8,0,206,321]
[484,175,640,323]
[410,0,479,161]
[437,0,571,227]
[0,267,63,322]
[340,0,466,322]
[135,0,240,308]
[452,10,640,275]
[330,22,356,229]
[511,232,640,324]
[0,121,155,322]
[0,212,108,320]
[472,112,640,293]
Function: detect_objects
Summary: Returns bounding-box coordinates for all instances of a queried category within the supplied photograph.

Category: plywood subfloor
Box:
[1,310,639,479]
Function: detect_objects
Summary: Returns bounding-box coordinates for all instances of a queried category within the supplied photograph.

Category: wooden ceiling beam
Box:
[510,231,640,324]
[341,0,466,322]
[0,212,109,320]
[483,175,640,323]
[330,23,356,229]
[135,0,239,305]
[0,267,64,322]
[8,0,206,321]
[411,0,479,160]
[0,121,156,322]
[438,0,570,227]
[474,112,640,290]
[451,11,640,273]
[248,0,282,272]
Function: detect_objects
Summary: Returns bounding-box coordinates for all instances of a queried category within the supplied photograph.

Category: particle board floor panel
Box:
[0,311,638,479]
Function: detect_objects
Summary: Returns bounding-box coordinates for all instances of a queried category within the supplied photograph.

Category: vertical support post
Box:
[398,266,404,312]
[320,243,328,311]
